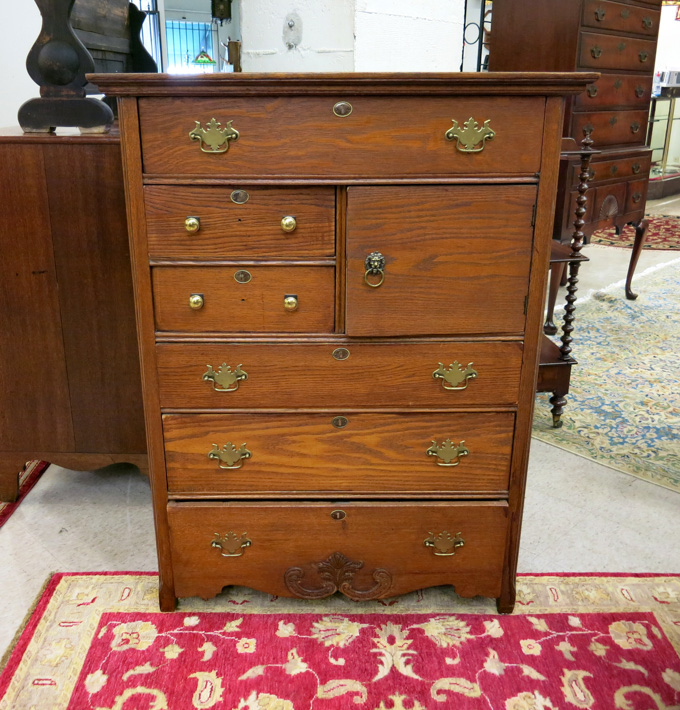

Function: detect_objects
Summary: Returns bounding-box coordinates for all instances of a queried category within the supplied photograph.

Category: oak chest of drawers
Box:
[490,0,661,242]
[94,72,595,613]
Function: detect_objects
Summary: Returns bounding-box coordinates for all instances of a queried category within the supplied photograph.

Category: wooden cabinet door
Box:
[345,185,536,337]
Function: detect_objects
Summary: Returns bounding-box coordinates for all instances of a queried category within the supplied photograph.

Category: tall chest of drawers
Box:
[94,72,595,613]
[490,0,662,244]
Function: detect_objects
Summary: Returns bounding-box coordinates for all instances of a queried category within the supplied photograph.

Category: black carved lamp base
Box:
[18,97,114,133]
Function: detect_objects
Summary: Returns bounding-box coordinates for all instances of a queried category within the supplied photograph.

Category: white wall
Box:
[240,0,355,72]
[655,5,680,168]
[0,3,41,128]
[354,0,464,72]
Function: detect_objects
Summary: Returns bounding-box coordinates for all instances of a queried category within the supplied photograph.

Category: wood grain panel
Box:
[138,96,545,178]
[168,500,509,600]
[145,186,335,258]
[44,143,146,453]
[163,412,514,495]
[571,109,648,147]
[152,265,335,333]
[626,179,648,213]
[571,153,651,185]
[0,145,74,452]
[581,0,660,37]
[345,185,535,337]
[156,340,523,409]
[578,32,657,71]
[574,74,652,111]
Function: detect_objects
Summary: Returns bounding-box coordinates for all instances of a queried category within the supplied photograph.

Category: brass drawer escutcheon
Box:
[590,46,602,59]
[330,510,346,520]
[332,416,349,429]
[333,101,353,117]
[433,361,478,391]
[594,7,605,21]
[211,531,251,557]
[635,86,645,98]
[632,192,642,204]
[630,122,641,134]
[188,293,204,310]
[620,8,630,19]
[208,442,252,469]
[364,251,386,288]
[202,363,248,392]
[642,16,653,30]
[332,347,350,361]
[184,216,200,233]
[424,531,465,556]
[189,117,239,154]
[639,50,649,63]
[234,269,252,283]
[231,189,250,204]
[427,439,469,467]
[445,117,495,153]
[587,85,598,98]
[632,163,641,174]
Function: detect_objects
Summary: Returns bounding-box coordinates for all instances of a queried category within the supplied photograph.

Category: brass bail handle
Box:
[364,251,386,288]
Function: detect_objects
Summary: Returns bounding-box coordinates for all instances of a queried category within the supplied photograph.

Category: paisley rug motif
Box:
[0,460,49,529]
[590,215,680,249]
[533,260,680,492]
[1,573,679,710]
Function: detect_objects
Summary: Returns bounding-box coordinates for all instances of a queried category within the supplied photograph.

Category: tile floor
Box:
[1,201,679,659]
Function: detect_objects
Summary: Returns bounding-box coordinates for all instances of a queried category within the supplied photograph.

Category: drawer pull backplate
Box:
[445,117,495,153]
[427,439,469,467]
[208,442,252,469]
[202,363,248,392]
[424,531,465,556]
[189,117,239,154]
[284,551,393,600]
[364,251,386,288]
[211,531,251,557]
[433,361,478,391]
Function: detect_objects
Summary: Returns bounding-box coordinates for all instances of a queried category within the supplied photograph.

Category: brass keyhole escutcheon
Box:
[632,163,641,174]
[332,416,349,429]
[333,101,353,117]
[188,293,204,310]
[332,347,350,361]
[639,51,649,63]
[231,189,250,204]
[632,192,642,203]
[284,295,299,311]
[587,85,598,98]
[642,16,652,29]
[630,122,641,134]
[185,216,200,233]
[330,510,346,520]
[234,270,252,283]
[281,215,297,233]
[591,46,602,59]
[635,86,645,98]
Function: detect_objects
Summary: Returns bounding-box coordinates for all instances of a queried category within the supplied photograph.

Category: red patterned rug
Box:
[590,214,680,249]
[0,460,49,529]
[1,573,679,709]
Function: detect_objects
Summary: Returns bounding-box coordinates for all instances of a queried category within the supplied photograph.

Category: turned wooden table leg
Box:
[544,262,566,335]
[549,389,568,428]
[625,218,649,301]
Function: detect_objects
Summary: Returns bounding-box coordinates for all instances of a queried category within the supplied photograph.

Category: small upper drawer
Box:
[571,109,648,147]
[579,32,657,71]
[145,186,335,259]
[138,96,545,178]
[582,0,660,37]
[152,265,335,333]
[575,74,652,111]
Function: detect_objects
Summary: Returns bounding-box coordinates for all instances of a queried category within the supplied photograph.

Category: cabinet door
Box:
[345,185,536,337]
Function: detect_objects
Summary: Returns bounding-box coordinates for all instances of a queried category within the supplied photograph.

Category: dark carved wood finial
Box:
[284,552,393,601]
[18,0,114,133]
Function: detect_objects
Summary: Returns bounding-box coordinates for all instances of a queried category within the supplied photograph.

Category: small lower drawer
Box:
[163,412,514,496]
[167,500,509,600]
[626,179,648,213]
[152,265,335,333]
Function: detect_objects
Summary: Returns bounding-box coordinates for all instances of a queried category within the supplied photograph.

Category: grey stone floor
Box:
[1,202,679,659]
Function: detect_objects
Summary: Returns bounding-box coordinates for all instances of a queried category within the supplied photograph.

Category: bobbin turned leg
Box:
[549,390,568,428]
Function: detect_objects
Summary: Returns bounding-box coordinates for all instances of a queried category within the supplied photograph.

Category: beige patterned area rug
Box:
[533,259,680,492]
[1,572,679,709]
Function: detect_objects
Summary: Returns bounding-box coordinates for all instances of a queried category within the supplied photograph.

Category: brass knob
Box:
[185,216,200,233]
[188,293,204,310]
[283,295,298,311]
[281,215,297,233]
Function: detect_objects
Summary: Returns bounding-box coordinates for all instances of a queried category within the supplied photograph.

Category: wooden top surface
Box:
[0,126,120,144]
[89,72,600,97]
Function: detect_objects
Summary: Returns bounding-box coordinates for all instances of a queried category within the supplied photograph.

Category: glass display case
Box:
[648,90,680,198]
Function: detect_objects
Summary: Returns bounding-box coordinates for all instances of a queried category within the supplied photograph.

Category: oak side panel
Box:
[117,97,176,610]
[44,142,146,454]
[0,144,74,452]
[499,96,566,612]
